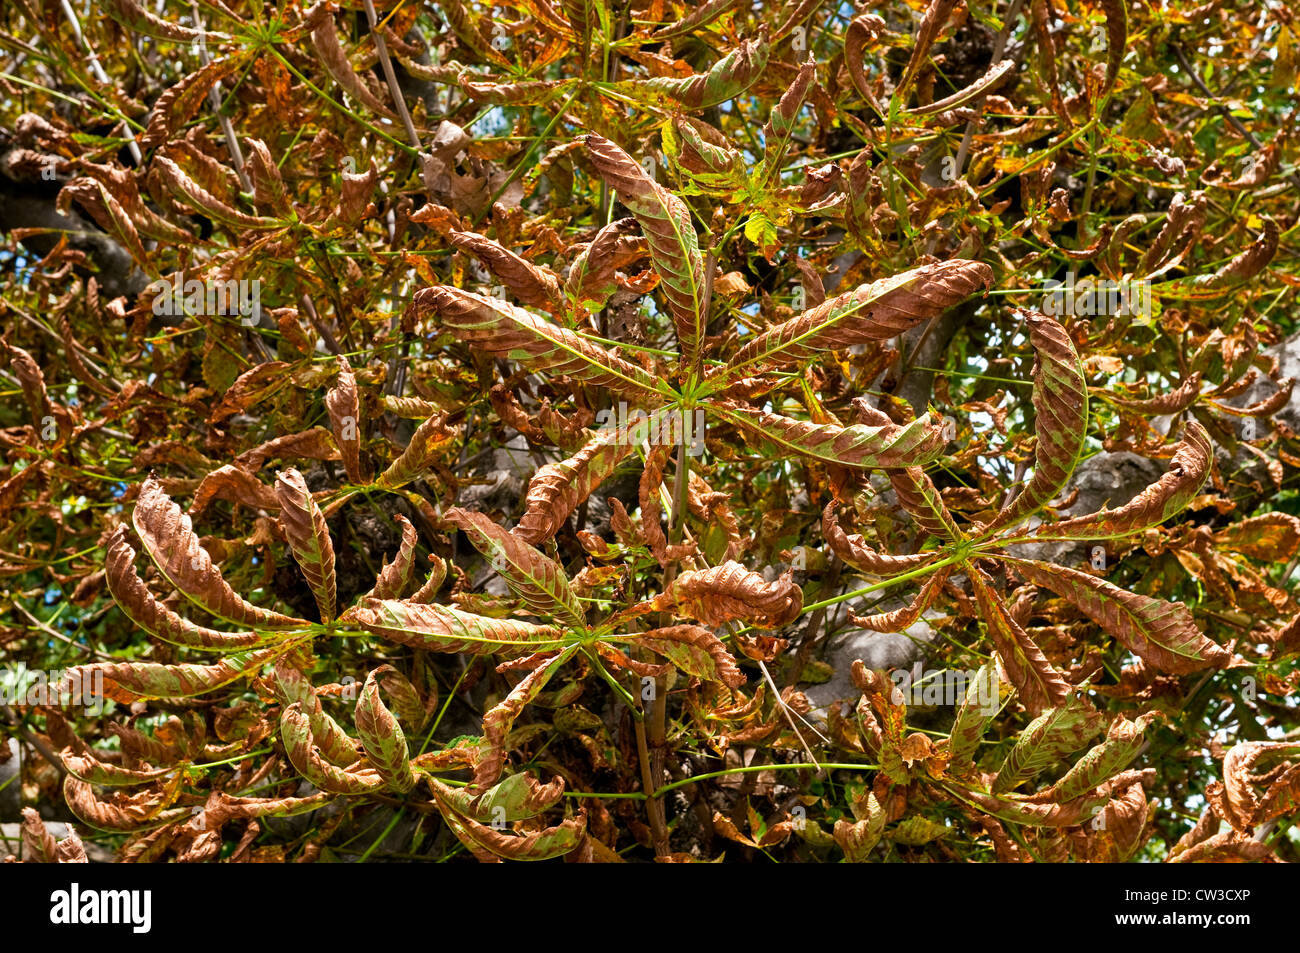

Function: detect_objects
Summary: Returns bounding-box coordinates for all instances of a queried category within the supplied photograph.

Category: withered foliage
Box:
[0,0,1298,864]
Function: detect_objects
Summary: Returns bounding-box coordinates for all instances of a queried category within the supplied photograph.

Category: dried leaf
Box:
[583,133,707,370]
[364,514,418,601]
[649,560,802,629]
[969,565,1071,716]
[346,599,567,656]
[444,507,584,629]
[633,624,746,687]
[981,311,1088,534]
[1034,424,1212,540]
[1008,558,1230,674]
[714,401,947,470]
[450,230,563,310]
[355,669,416,792]
[105,526,262,650]
[274,468,338,622]
[326,355,364,483]
[717,260,992,378]
[412,285,665,401]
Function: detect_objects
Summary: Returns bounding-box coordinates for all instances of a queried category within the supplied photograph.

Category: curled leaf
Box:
[347,599,567,656]
[105,526,262,650]
[132,477,305,628]
[649,560,802,629]
[1032,424,1211,540]
[274,468,338,622]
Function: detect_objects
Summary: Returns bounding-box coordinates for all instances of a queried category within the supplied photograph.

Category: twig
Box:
[59,0,142,165]
[360,0,423,153]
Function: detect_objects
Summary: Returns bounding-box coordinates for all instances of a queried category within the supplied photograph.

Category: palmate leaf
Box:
[713,259,993,382]
[713,400,947,469]
[444,507,585,629]
[583,133,708,370]
[1032,423,1213,541]
[345,599,568,656]
[991,694,1103,794]
[978,310,1088,535]
[1007,557,1230,673]
[411,284,666,402]
[274,467,337,622]
[969,566,1071,716]
[105,526,263,650]
[132,477,305,628]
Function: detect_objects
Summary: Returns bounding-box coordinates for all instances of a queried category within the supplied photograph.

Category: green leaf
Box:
[444,507,585,629]
[992,694,1103,794]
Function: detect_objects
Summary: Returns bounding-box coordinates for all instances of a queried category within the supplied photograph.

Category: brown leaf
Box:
[1009,558,1230,674]
[141,56,244,151]
[132,477,305,628]
[514,425,638,545]
[275,468,338,622]
[969,565,1071,716]
[326,354,364,483]
[1034,424,1212,540]
[364,514,418,601]
[649,561,802,629]
[191,464,280,515]
[105,526,262,650]
[450,230,563,310]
